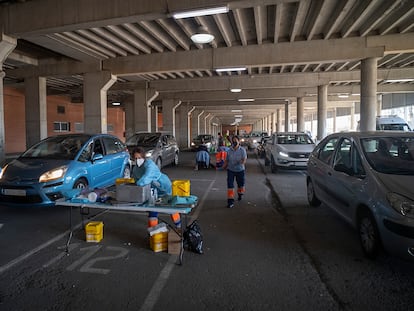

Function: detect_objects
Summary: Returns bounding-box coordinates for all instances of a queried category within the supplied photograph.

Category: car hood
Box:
[3,158,71,181]
[376,173,414,200]
[278,144,315,153]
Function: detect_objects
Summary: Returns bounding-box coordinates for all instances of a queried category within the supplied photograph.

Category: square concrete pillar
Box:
[83,71,116,134]
[25,76,47,148]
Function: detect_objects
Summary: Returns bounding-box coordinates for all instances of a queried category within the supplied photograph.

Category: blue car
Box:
[0,133,130,207]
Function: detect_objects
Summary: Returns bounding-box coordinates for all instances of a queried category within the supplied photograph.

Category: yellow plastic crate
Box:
[115,178,135,185]
[172,180,190,197]
[150,231,168,252]
[85,221,104,243]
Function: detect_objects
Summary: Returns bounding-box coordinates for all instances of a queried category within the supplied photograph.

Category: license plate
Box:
[3,189,27,196]
[296,162,307,167]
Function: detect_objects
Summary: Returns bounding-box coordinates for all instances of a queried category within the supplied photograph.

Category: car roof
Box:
[326,131,414,139]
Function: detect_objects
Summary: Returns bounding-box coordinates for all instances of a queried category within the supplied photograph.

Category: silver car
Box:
[306,131,414,261]
[125,132,179,169]
[265,132,315,173]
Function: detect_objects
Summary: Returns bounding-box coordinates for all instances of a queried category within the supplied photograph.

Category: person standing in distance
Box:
[223,135,247,208]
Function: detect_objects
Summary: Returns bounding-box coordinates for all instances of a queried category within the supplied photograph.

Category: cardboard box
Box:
[168,229,181,255]
[116,184,151,203]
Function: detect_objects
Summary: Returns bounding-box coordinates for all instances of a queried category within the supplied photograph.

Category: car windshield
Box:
[361,136,414,175]
[378,123,411,131]
[126,133,161,146]
[277,134,313,144]
[195,135,211,141]
[21,135,91,160]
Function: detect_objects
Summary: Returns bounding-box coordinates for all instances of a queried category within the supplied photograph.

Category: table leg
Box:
[65,205,73,253]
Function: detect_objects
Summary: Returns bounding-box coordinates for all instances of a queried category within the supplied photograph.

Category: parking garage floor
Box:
[1,150,413,311]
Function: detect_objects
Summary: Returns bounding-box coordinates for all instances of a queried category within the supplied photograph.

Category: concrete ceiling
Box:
[2,0,414,125]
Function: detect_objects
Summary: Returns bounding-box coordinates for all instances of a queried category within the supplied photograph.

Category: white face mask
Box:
[136,158,145,167]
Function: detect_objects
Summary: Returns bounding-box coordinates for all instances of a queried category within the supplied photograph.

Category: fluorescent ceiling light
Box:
[231,109,242,112]
[383,78,414,83]
[230,88,242,93]
[216,67,247,72]
[338,94,349,98]
[172,6,229,19]
[191,26,214,44]
[112,102,121,106]
[234,115,243,118]
[238,98,255,102]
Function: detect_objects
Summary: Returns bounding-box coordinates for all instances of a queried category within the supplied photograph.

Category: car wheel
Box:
[123,165,131,178]
[173,153,179,166]
[358,209,381,259]
[73,178,88,190]
[307,178,321,207]
[270,156,278,173]
[156,157,162,169]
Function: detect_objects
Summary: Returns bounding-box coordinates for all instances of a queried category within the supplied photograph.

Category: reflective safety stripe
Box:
[171,213,180,224]
[227,188,234,199]
[237,186,245,194]
[148,217,158,228]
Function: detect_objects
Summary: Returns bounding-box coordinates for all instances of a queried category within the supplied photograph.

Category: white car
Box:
[265,132,315,173]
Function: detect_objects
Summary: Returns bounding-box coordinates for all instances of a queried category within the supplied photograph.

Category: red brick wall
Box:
[3,88,26,153]
[3,87,125,153]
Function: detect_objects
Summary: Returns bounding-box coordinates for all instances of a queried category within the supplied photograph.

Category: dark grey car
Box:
[125,132,179,169]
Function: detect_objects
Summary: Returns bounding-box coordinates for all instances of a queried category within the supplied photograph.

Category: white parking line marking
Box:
[139,180,213,311]
[0,222,82,275]
[0,224,3,230]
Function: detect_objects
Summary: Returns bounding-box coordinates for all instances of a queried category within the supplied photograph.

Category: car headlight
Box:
[191,142,195,146]
[39,166,68,183]
[387,193,414,218]
[145,150,153,157]
[279,151,289,158]
[252,139,257,143]
[0,164,8,179]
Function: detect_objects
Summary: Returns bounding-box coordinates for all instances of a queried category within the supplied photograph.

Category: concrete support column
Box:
[0,34,17,162]
[350,102,356,130]
[124,97,134,140]
[203,113,211,134]
[317,85,328,140]
[133,87,158,133]
[377,94,382,117]
[360,57,378,131]
[0,70,6,162]
[25,76,47,148]
[297,97,305,132]
[268,115,272,134]
[185,106,196,148]
[151,105,159,132]
[175,103,191,148]
[162,99,181,137]
[332,108,337,133]
[83,71,116,134]
[284,101,289,132]
[197,110,204,136]
[272,112,276,134]
[277,108,282,132]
